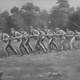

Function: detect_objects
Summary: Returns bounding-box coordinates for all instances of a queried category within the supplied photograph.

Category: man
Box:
[31,28,47,53]
[37,28,45,36]
[55,28,66,35]
[66,28,74,35]
[14,29,30,56]
[39,28,49,52]
[54,28,66,50]
[48,36,58,50]
[10,28,22,37]
[2,33,18,56]
[74,30,80,49]
[43,28,57,51]
[18,33,30,56]
[10,28,29,56]
[74,30,80,35]
[65,29,75,50]
[30,26,40,36]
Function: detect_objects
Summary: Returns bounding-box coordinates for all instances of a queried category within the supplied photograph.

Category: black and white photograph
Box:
[0,0,80,80]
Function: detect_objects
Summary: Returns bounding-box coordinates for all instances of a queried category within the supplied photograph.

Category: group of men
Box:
[0,26,80,57]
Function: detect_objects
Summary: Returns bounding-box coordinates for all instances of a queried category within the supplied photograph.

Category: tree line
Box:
[0,0,80,34]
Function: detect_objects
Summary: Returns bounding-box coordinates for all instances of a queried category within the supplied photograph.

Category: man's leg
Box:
[3,43,9,56]
[19,41,25,56]
[9,44,18,55]
[23,42,30,55]
[41,37,48,53]
[39,40,47,53]
[25,38,33,52]
[69,37,75,50]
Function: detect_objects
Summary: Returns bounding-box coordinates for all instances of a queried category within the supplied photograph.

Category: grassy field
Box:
[0,49,79,80]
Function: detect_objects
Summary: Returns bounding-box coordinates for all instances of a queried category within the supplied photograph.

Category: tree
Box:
[21,2,40,31]
[10,6,26,31]
[0,11,11,33]
[49,0,70,30]
[11,6,19,14]
[68,7,80,31]
[21,3,34,12]
[35,10,49,29]
[10,3,41,32]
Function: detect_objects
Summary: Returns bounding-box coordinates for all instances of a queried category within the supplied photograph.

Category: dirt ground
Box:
[0,49,79,80]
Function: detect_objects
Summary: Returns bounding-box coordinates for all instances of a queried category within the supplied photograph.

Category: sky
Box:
[0,0,80,12]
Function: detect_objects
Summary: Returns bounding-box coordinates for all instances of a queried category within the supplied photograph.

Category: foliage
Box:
[0,1,80,33]
[49,0,70,30]
[68,7,80,31]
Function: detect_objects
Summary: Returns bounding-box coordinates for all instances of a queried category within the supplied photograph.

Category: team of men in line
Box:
[0,26,80,57]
